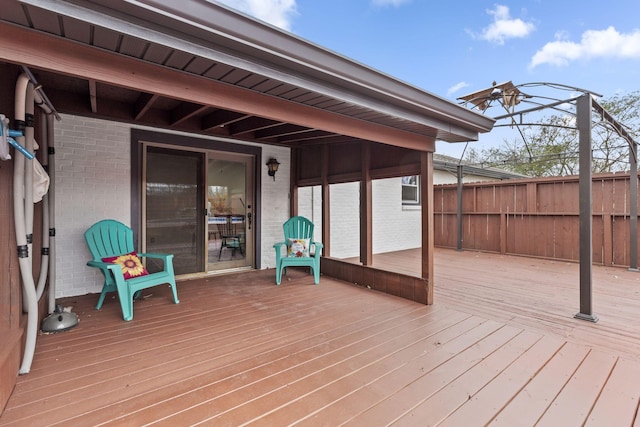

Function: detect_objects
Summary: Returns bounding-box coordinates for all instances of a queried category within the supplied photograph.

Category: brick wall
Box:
[53,114,290,297]
[54,115,131,297]
[298,186,322,242]
[372,178,422,253]
[260,146,291,269]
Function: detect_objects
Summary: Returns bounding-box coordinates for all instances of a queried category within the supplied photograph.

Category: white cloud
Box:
[371,0,412,6]
[214,0,297,31]
[530,26,640,68]
[474,4,535,45]
[447,81,470,96]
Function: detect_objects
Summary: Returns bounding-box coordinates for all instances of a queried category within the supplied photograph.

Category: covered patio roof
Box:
[0,0,494,151]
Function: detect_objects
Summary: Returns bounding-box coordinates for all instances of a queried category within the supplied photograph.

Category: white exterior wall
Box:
[318,178,421,259]
[329,182,360,258]
[260,145,291,269]
[372,178,422,253]
[54,115,131,298]
[53,114,289,297]
[297,185,322,242]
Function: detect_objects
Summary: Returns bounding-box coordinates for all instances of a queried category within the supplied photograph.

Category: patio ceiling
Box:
[0,0,494,151]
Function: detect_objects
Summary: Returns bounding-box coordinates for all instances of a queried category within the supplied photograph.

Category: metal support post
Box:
[575,94,598,322]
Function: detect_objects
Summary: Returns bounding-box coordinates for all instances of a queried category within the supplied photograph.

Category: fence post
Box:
[603,214,612,266]
[526,182,537,213]
[500,213,507,254]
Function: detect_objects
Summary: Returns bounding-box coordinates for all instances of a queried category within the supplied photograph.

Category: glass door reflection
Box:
[144,146,205,275]
[207,155,253,271]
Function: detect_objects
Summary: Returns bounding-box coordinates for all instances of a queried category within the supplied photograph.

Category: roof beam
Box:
[170,102,209,126]
[229,117,281,136]
[202,110,248,131]
[277,130,337,143]
[254,123,311,139]
[134,92,159,120]
[88,79,97,113]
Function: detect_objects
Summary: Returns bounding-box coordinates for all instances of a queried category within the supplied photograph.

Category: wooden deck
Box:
[2,248,640,426]
[380,248,640,362]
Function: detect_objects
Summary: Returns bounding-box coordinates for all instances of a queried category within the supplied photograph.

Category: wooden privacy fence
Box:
[434,172,640,267]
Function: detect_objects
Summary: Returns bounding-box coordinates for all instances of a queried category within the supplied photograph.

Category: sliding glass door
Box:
[206,153,254,271]
[144,146,205,275]
[143,144,254,276]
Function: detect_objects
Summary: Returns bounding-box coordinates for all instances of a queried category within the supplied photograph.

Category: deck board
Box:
[536,350,618,427]
[586,358,640,426]
[488,341,591,425]
[2,249,640,425]
[147,309,464,426]
[295,315,490,426]
[100,297,442,426]
[233,311,474,426]
[392,330,544,426]
[436,334,565,426]
[346,323,522,425]
[370,248,640,361]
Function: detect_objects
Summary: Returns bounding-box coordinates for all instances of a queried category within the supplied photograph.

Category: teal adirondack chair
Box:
[84,219,179,321]
[273,216,323,285]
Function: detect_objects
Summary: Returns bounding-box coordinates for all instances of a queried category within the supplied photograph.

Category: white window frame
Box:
[401,175,420,206]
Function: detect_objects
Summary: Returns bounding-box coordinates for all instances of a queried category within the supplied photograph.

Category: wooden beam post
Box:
[321,144,330,257]
[360,143,372,266]
[421,151,434,304]
[290,147,298,217]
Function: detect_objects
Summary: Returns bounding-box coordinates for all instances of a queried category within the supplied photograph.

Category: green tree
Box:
[467,91,640,177]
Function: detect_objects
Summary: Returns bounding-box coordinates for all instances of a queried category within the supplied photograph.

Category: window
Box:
[402,175,420,205]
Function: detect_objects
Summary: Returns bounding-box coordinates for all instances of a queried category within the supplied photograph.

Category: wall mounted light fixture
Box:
[266,158,280,181]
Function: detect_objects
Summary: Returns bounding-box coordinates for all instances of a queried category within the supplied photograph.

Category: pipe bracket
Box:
[14,119,25,132]
[25,113,34,128]
[17,245,29,258]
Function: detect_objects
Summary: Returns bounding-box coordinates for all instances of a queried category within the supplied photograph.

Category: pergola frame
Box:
[458,83,639,322]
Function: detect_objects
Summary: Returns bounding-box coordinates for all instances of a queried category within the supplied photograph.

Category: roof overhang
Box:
[1,0,494,149]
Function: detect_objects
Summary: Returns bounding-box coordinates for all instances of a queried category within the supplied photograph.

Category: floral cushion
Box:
[287,238,310,258]
[102,251,149,279]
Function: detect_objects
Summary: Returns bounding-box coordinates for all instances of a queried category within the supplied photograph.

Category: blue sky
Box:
[215,0,640,157]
